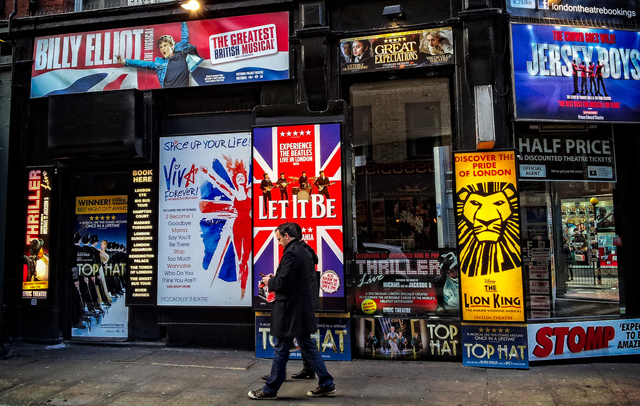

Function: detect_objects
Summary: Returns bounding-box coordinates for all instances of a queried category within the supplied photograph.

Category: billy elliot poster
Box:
[354,251,460,318]
[30,11,289,98]
[252,124,344,311]
[158,133,252,307]
[454,151,525,322]
[511,23,640,123]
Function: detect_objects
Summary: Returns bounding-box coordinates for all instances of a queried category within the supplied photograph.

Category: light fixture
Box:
[180,0,200,11]
[382,5,404,20]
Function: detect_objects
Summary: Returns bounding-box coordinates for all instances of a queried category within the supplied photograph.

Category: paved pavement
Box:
[1,342,639,406]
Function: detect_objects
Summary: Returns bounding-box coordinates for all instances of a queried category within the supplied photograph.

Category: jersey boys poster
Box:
[158,133,252,306]
[511,23,640,123]
[73,194,129,338]
[23,168,52,299]
[30,12,289,97]
[252,124,344,310]
[454,151,525,322]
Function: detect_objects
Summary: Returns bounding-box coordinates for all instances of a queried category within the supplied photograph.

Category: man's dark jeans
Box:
[262,335,334,394]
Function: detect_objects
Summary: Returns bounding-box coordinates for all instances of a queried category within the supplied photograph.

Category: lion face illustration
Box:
[456,182,521,277]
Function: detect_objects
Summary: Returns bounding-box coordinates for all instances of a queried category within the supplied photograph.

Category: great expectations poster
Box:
[339,27,453,74]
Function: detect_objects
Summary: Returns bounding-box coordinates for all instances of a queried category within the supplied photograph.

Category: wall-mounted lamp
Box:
[180,0,200,11]
[382,4,404,20]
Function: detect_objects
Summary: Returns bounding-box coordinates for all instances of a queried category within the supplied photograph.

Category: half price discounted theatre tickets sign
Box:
[454,150,525,322]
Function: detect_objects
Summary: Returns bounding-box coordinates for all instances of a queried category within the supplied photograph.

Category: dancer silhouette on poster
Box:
[200,156,252,299]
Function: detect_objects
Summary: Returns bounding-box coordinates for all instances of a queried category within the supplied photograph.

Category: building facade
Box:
[1,0,639,365]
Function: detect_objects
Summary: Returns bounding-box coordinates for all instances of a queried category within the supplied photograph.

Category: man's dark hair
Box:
[263,173,269,179]
[277,222,302,240]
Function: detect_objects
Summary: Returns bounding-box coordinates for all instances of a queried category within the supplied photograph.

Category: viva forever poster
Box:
[158,133,252,306]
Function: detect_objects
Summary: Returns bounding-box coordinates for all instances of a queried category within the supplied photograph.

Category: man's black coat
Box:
[268,239,319,338]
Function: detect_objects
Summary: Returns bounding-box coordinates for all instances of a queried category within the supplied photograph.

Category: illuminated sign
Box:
[252,124,344,311]
[126,167,157,305]
[22,168,52,298]
[353,251,459,317]
[157,133,252,307]
[30,12,289,97]
[339,27,453,74]
[507,1,638,24]
[454,150,525,322]
[512,24,640,123]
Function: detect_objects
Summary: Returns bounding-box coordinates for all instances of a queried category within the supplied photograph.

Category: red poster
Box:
[252,124,344,310]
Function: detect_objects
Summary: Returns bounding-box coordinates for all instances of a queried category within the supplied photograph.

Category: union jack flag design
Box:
[252,124,344,308]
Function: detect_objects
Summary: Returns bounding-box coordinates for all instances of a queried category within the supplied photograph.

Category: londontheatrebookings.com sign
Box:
[507,0,638,24]
[511,23,640,123]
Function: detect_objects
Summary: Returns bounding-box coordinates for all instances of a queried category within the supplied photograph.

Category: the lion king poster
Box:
[454,150,525,322]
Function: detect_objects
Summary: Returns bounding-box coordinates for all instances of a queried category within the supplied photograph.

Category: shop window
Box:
[353,106,372,162]
[521,181,621,319]
[405,102,443,158]
[351,78,452,252]
[75,0,171,12]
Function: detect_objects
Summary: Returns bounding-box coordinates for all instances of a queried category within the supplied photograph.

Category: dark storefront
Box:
[2,0,640,365]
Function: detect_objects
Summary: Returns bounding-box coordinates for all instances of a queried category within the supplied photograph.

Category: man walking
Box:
[248,222,336,400]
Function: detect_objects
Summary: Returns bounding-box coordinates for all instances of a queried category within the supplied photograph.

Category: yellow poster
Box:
[454,150,524,322]
[75,195,128,214]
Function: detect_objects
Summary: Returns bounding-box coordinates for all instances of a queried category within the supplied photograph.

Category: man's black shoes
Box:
[307,384,336,397]
[291,369,315,379]
[248,389,277,400]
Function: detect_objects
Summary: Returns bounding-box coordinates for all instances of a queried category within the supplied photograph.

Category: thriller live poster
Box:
[354,251,460,318]
[22,168,52,299]
[511,23,640,123]
[454,151,525,322]
[252,124,344,311]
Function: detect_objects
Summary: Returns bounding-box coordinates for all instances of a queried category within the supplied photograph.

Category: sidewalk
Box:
[1,342,639,405]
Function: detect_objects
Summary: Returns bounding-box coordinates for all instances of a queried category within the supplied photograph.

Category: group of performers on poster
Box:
[260,171,336,204]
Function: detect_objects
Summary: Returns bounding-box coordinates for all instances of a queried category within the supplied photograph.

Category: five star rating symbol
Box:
[280,130,313,137]
[383,37,407,43]
[89,215,117,221]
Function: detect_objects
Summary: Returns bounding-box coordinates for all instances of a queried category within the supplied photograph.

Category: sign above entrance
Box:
[339,27,453,74]
[516,123,616,182]
[30,12,289,98]
[507,0,639,25]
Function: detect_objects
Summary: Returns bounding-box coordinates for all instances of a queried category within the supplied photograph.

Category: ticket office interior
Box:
[520,179,621,320]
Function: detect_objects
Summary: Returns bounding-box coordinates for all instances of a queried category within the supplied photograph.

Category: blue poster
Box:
[255,312,352,361]
[461,323,529,369]
[511,23,640,123]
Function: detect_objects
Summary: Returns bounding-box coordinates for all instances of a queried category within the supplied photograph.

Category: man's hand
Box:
[261,274,273,284]
[116,55,125,65]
